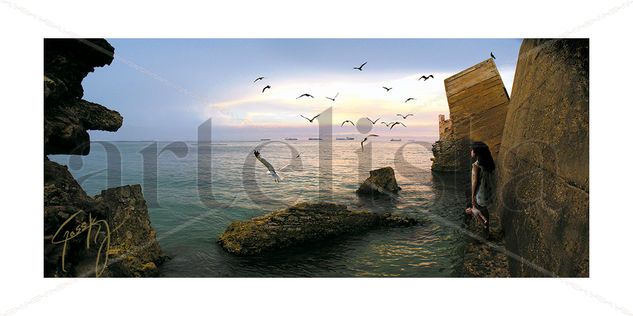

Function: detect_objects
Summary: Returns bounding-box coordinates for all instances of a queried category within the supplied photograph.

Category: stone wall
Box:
[496,39,589,277]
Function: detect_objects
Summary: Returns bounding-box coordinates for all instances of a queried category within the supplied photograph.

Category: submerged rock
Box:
[218,202,421,256]
[356,167,401,196]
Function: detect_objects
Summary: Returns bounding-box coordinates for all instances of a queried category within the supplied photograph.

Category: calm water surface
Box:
[50,140,469,277]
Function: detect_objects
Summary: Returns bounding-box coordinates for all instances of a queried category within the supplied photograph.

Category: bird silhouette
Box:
[490,52,496,59]
[389,122,407,130]
[382,86,392,92]
[262,85,271,93]
[254,150,281,182]
[341,120,355,127]
[353,61,367,71]
[300,114,320,123]
[381,121,394,127]
[297,93,314,99]
[326,92,339,101]
[361,134,379,152]
[418,75,434,81]
[405,97,416,103]
[254,76,265,82]
[397,113,414,119]
[366,117,381,125]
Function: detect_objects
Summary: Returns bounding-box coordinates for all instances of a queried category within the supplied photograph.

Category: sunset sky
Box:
[83,39,522,141]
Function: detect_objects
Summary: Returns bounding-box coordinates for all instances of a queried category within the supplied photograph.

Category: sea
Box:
[49,140,470,277]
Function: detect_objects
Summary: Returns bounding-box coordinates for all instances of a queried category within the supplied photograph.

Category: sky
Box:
[83,39,522,141]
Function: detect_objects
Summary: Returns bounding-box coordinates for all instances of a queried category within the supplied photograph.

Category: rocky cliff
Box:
[495,39,589,277]
[44,39,164,277]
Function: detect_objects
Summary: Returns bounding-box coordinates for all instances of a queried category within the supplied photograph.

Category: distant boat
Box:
[390,138,402,142]
[308,137,322,140]
[335,137,346,140]
[284,138,298,140]
[260,138,271,141]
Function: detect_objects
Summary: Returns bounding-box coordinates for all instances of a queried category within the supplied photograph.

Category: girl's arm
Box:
[471,164,480,207]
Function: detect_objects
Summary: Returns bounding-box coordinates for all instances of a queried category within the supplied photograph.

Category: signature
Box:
[51,210,111,277]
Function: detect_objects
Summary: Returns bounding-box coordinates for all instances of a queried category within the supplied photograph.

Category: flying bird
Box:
[381,121,394,127]
[353,61,367,71]
[253,150,281,182]
[405,97,416,103]
[300,114,320,123]
[262,85,271,93]
[382,86,392,92]
[397,113,414,119]
[326,92,339,101]
[389,122,407,130]
[254,77,265,82]
[418,75,434,81]
[366,117,381,125]
[360,134,379,152]
[341,120,355,127]
[490,52,496,59]
[297,93,314,99]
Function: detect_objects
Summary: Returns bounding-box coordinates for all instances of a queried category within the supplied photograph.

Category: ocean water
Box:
[49,140,469,277]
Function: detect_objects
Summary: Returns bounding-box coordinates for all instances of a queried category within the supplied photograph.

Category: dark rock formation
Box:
[496,39,589,277]
[44,159,164,277]
[44,39,163,277]
[218,202,421,256]
[356,167,401,196]
[44,39,122,155]
[431,138,469,173]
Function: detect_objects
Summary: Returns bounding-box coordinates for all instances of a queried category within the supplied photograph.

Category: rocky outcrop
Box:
[44,39,122,155]
[44,159,164,277]
[356,167,401,196]
[431,59,510,172]
[496,39,589,277]
[44,39,163,277]
[218,202,421,256]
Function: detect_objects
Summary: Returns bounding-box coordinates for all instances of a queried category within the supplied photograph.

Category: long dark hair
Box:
[471,141,495,172]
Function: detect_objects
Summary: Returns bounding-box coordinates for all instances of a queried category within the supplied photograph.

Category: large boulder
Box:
[218,202,420,256]
[356,167,401,196]
[44,159,164,277]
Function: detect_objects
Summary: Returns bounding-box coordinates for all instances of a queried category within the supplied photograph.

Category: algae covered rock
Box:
[356,167,401,196]
[218,202,420,256]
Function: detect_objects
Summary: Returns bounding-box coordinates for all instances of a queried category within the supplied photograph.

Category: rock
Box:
[43,39,164,277]
[44,159,165,277]
[495,39,589,277]
[218,202,421,256]
[93,185,164,277]
[44,38,123,155]
[356,167,401,196]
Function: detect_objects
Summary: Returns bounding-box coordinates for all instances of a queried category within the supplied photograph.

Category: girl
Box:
[465,141,495,235]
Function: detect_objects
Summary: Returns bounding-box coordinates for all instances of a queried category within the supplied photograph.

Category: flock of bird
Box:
[251,52,497,181]
[252,60,438,152]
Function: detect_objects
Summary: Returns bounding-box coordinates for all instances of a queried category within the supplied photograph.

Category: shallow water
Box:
[50,140,469,277]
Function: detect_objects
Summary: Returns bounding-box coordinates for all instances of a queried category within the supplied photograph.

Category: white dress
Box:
[474,160,494,207]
